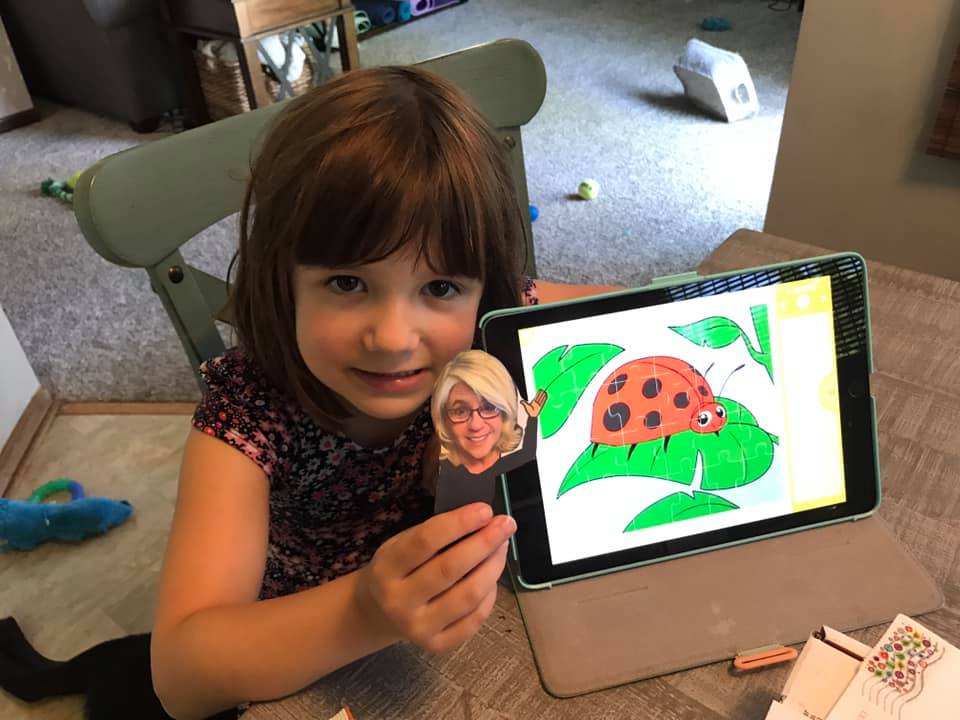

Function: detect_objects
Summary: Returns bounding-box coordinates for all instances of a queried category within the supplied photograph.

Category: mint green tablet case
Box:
[480,253,943,697]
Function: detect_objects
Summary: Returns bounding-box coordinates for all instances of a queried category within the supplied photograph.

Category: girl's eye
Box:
[328,276,364,294]
[424,280,461,299]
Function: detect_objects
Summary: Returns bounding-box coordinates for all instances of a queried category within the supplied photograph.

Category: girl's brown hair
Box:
[228,66,528,428]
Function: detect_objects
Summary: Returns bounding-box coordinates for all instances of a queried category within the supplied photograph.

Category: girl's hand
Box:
[356,503,515,654]
[521,388,549,418]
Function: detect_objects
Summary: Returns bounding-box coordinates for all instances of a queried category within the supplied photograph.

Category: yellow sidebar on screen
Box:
[773,277,846,511]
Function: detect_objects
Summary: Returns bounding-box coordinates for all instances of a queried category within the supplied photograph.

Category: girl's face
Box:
[293,249,483,424]
[445,382,504,464]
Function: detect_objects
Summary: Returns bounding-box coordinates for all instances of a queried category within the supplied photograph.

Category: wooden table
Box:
[246,229,960,720]
[163,0,360,126]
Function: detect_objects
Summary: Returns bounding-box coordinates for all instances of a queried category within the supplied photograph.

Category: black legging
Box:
[0,617,236,720]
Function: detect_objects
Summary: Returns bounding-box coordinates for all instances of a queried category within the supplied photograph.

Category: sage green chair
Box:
[74,39,546,388]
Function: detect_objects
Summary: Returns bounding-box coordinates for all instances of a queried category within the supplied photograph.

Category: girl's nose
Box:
[364,301,419,353]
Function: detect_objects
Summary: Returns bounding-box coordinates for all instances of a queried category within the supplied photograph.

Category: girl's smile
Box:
[351,367,432,394]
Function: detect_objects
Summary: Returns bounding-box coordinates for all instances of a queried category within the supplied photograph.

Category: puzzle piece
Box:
[743,439,766,461]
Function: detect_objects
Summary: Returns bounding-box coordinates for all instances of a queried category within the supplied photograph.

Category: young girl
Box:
[152,64,538,719]
[0,65,616,720]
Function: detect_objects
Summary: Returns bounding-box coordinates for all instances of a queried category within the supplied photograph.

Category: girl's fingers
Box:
[407,516,515,605]
[423,586,499,655]
[421,540,509,632]
[382,503,495,577]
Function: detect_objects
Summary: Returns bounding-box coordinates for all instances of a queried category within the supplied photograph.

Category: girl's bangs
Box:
[291,124,492,280]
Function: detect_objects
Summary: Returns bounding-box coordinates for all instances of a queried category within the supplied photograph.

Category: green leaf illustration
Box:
[749,304,773,381]
[697,423,776,490]
[623,491,739,532]
[533,343,624,438]
[670,317,743,349]
[557,437,693,497]
[646,432,700,484]
[671,308,774,382]
[557,396,777,496]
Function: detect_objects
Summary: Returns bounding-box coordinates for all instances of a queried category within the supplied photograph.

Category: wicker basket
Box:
[194,49,315,120]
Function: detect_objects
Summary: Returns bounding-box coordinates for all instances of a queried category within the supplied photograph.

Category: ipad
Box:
[480,253,879,588]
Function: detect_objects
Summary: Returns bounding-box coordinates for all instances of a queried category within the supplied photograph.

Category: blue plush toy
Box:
[0,480,133,552]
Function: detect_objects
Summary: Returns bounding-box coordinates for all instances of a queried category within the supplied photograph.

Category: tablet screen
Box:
[482,254,877,585]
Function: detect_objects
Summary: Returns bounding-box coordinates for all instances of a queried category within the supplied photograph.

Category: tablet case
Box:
[513,514,942,698]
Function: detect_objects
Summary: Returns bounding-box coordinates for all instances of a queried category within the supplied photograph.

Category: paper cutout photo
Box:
[432,350,547,514]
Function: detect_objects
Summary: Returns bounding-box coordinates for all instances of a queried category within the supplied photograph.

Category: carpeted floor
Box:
[0,0,802,401]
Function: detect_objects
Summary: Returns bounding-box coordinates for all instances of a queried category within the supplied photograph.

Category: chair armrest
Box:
[82,0,160,30]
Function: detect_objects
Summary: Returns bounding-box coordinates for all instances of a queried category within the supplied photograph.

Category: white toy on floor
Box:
[674,38,759,122]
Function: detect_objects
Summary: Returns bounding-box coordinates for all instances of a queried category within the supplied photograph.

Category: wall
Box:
[0,304,39,449]
[0,16,33,119]
[765,0,960,280]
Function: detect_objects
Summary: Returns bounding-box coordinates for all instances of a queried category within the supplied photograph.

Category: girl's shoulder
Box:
[196,348,292,418]
[192,348,305,477]
[199,347,269,392]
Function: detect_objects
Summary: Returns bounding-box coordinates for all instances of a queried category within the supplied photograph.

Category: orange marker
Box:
[733,644,798,671]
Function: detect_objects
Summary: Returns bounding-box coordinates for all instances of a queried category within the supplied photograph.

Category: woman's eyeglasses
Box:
[446,400,502,424]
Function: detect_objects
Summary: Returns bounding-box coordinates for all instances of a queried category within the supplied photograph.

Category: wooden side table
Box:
[163,0,360,125]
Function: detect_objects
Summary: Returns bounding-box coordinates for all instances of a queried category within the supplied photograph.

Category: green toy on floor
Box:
[40,169,83,203]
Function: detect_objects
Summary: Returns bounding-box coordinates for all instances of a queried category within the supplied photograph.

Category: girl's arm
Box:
[534,279,623,304]
[152,430,514,720]
[152,429,376,718]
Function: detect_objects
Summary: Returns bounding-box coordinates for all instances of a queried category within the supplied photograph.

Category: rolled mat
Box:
[392,0,412,22]
[411,0,460,17]
[354,0,396,25]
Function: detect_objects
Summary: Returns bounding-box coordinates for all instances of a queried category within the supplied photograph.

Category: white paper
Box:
[827,614,959,719]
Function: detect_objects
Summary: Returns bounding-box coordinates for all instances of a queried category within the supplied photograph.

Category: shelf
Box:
[356,0,469,42]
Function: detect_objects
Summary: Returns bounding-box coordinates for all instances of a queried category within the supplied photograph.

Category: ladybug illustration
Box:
[591,356,728,452]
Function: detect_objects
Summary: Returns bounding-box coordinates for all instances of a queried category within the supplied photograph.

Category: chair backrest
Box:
[74,39,546,386]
